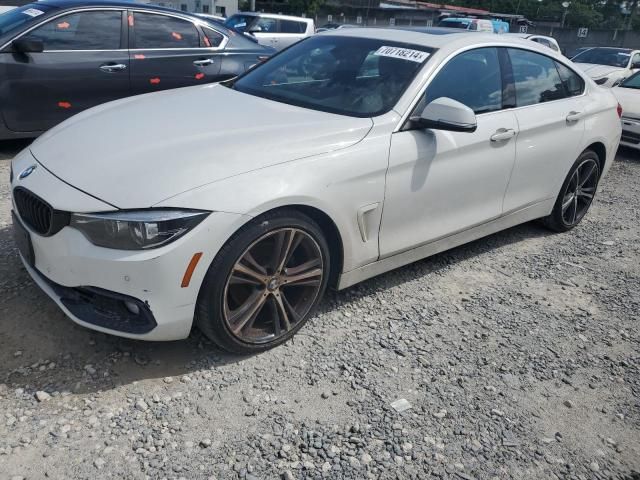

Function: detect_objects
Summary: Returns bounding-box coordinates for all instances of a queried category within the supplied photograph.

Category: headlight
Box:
[594,77,608,85]
[70,209,210,250]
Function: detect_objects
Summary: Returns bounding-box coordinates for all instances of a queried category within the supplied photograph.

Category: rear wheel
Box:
[542,150,600,232]
[196,210,330,354]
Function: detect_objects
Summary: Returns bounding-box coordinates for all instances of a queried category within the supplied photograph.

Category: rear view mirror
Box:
[12,38,44,53]
[411,97,477,133]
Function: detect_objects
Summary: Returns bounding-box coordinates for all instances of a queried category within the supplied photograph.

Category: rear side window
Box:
[508,48,565,106]
[423,47,502,114]
[133,12,199,48]
[280,20,306,34]
[555,62,584,96]
[202,26,224,47]
[23,10,122,50]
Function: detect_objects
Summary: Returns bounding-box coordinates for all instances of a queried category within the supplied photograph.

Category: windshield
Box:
[572,48,631,68]
[232,35,434,117]
[0,4,54,37]
[224,14,258,32]
[620,71,640,89]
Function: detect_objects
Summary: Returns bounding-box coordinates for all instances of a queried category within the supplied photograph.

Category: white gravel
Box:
[0,140,639,479]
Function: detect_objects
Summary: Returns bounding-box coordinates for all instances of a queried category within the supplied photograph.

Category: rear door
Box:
[1,8,128,133]
[503,48,587,212]
[250,16,279,50]
[128,10,224,95]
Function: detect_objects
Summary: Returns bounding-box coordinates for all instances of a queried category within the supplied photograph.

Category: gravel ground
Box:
[0,140,639,480]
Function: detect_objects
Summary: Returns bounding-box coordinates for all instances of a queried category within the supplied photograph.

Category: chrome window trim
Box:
[129,9,228,51]
[0,7,126,51]
[0,6,228,52]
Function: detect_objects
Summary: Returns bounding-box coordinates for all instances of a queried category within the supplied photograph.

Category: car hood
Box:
[30,84,373,209]
[612,86,640,118]
[574,63,626,79]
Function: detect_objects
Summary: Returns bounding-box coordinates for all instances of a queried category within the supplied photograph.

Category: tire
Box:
[541,149,601,233]
[195,209,331,354]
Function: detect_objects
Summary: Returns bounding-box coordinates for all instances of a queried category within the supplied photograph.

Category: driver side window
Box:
[420,47,503,115]
[22,10,122,51]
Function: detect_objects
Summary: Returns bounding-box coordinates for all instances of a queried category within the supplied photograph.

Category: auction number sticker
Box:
[373,46,430,63]
[22,8,45,17]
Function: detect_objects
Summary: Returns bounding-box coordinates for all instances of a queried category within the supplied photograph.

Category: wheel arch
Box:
[252,204,345,290]
[584,141,607,175]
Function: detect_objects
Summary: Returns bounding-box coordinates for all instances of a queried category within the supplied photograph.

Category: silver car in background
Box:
[224,12,314,50]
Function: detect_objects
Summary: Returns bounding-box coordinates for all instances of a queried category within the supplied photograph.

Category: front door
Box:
[379,47,518,257]
[128,11,222,95]
[1,9,129,133]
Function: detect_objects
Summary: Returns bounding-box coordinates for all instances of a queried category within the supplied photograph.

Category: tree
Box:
[287,0,325,16]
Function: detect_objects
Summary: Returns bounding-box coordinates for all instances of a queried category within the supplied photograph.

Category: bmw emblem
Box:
[19,165,37,179]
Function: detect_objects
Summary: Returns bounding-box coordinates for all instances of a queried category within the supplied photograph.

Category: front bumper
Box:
[11,150,249,341]
[620,116,640,150]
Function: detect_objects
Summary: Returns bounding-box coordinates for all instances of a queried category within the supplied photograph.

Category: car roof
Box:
[319,27,574,60]
[30,0,198,15]
[320,27,494,47]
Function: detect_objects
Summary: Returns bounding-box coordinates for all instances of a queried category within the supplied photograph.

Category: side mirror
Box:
[411,97,477,133]
[631,61,640,69]
[247,26,263,33]
[12,37,44,53]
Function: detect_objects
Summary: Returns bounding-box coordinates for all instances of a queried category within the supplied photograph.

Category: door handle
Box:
[100,63,127,73]
[193,58,214,66]
[566,111,583,123]
[490,128,516,142]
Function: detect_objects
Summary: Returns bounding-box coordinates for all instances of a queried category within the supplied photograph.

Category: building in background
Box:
[136,0,238,16]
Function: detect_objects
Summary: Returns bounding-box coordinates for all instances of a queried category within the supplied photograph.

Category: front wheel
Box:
[196,210,330,354]
[542,150,601,232]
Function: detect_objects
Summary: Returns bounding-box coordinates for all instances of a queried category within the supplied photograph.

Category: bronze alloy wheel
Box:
[560,157,599,227]
[222,228,324,344]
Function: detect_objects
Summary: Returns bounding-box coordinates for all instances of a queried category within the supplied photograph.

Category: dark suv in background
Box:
[0,0,274,140]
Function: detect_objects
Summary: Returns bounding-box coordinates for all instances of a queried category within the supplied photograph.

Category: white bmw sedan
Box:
[10,29,621,353]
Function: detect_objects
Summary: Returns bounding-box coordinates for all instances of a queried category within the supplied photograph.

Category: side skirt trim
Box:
[337,199,554,290]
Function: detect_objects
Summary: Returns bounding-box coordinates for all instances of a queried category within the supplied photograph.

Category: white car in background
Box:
[506,33,561,54]
[572,47,640,87]
[224,12,314,50]
[612,71,640,149]
[11,29,621,353]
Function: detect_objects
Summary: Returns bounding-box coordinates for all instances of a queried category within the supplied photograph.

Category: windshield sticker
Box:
[22,8,45,17]
[374,46,430,63]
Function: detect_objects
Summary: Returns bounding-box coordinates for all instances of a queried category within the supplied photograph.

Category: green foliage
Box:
[287,0,325,16]
[452,0,637,30]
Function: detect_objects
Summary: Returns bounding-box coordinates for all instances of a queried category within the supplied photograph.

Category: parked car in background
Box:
[224,12,314,50]
[572,47,640,87]
[568,46,592,58]
[0,0,274,140]
[10,29,621,352]
[506,33,561,53]
[612,71,640,149]
[436,17,494,32]
[316,23,358,33]
[489,18,509,33]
